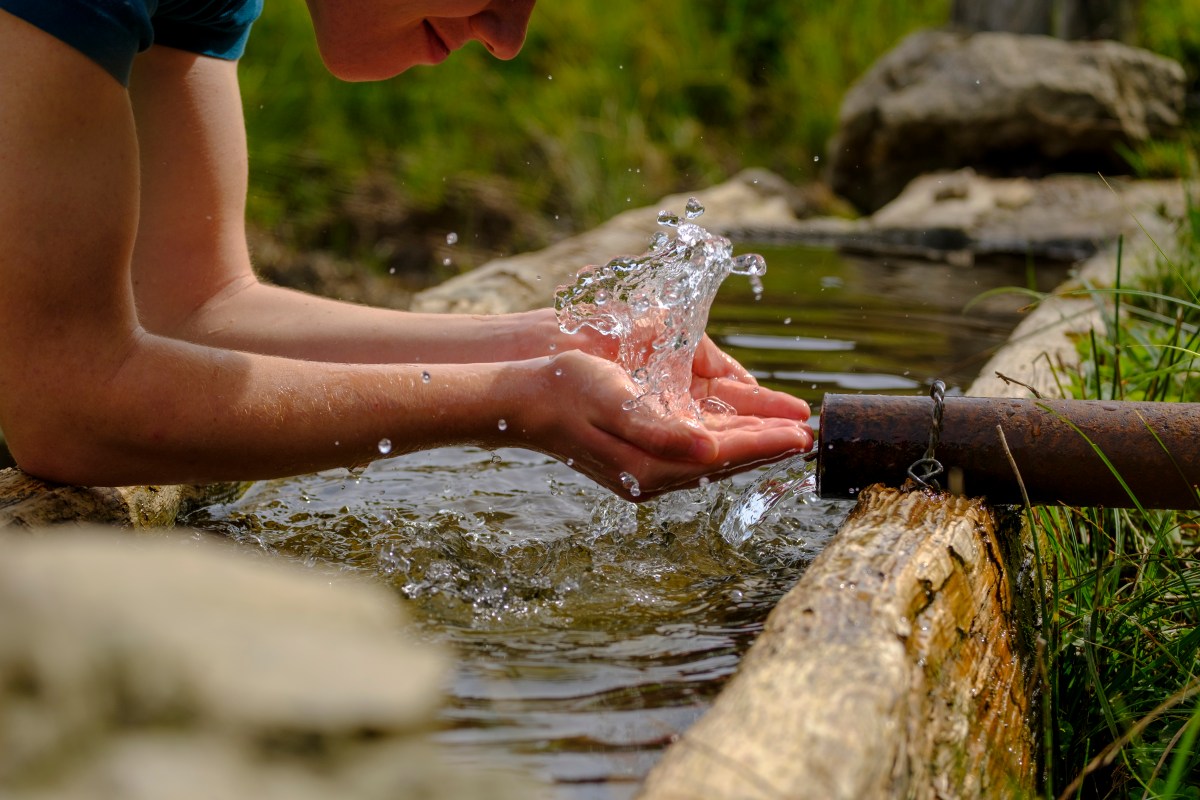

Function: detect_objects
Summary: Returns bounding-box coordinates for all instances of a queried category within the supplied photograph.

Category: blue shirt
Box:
[0,0,263,86]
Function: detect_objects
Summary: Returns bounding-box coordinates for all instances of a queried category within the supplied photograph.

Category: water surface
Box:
[189,244,1066,798]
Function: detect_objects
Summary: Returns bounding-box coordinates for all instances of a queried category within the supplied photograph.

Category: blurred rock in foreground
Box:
[0,527,543,800]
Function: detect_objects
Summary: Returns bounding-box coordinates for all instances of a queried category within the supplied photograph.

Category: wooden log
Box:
[637,484,1036,800]
[0,468,248,530]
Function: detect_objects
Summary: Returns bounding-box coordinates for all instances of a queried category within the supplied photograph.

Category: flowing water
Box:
[187,239,1069,798]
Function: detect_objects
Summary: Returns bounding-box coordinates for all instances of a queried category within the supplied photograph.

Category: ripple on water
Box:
[187,446,845,797]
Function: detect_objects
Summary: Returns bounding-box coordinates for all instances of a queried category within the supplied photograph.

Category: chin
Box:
[319,52,420,82]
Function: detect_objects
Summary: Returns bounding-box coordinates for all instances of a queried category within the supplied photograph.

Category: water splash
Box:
[555,198,767,417]
[719,455,818,546]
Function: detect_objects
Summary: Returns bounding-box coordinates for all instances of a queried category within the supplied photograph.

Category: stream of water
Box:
[187,240,1069,798]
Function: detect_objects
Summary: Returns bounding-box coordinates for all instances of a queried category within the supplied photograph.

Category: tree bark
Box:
[0,468,248,529]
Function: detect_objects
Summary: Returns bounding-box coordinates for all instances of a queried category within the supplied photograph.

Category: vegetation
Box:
[237,2,1199,271]
[237,1,951,269]
[1025,201,1200,797]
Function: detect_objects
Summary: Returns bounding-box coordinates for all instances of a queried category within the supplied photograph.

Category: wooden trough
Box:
[638,485,1037,799]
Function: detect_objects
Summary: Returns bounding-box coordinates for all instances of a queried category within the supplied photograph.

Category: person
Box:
[0,0,813,502]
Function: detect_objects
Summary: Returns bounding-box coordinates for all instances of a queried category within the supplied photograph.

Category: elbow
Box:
[2,406,128,488]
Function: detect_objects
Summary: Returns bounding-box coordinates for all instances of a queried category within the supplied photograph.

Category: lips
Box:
[422,20,451,63]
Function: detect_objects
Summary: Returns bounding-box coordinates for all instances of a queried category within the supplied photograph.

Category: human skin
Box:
[0,4,812,502]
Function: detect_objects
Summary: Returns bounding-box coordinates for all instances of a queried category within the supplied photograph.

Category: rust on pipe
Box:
[817,395,1200,509]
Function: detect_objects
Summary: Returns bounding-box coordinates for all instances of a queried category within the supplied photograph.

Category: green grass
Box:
[1025,203,1200,797]
[236,1,951,265]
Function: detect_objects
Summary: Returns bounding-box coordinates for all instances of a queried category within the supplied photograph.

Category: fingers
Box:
[597,400,720,463]
[693,336,756,383]
[693,377,812,421]
[589,412,812,502]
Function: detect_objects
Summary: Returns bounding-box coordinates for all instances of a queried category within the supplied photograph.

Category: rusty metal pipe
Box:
[817,395,1200,509]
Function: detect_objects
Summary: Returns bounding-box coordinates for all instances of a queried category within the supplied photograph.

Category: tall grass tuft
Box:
[1029,198,1200,797]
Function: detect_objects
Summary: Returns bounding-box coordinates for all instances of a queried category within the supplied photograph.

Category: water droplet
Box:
[783,316,792,324]
[631,294,650,315]
[656,210,680,227]
[388,267,396,274]
[595,289,609,306]
[377,438,392,455]
[620,471,641,497]
[632,367,649,384]
[698,476,710,487]
[554,368,563,377]
[497,419,508,431]
[566,457,574,466]
[446,231,458,245]
[684,197,705,218]
[548,342,557,351]
[621,398,638,411]
[442,257,452,266]
[649,231,669,250]
[813,155,820,162]
[731,253,767,276]
[421,370,431,383]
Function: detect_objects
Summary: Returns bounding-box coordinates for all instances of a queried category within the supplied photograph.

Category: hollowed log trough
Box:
[639,484,1037,800]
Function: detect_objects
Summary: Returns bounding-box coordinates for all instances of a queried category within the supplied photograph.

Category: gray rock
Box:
[0,528,544,800]
[827,30,1187,212]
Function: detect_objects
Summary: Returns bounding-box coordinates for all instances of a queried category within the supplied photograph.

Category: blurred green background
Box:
[238,0,1199,277]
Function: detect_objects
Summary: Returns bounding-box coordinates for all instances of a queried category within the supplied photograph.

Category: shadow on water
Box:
[188,244,1070,798]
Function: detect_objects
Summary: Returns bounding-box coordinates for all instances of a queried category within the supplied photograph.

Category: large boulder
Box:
[827,30,1187,213]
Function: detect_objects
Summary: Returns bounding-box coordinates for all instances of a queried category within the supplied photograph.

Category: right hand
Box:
[506,350,813,501]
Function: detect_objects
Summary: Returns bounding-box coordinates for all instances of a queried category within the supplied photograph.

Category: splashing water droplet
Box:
[719,455,816,545]
[496,418,509,432]
[700,396,737,416]
[554,368,563,377]
[421,370,431,383]
[554,201,768,419]
[446,232,458,245]
[566,457,574,466]
[620,471,641,497]
[621,398,638,411]
[378,438,392,455]
[732,253,767,276]
[684,197,705,219]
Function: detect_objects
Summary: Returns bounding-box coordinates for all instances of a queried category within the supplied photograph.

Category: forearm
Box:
[8,330,534,487]
[165,278,608,365]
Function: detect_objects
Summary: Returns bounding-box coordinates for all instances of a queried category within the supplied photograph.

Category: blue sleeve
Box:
[154,0,263,64]
[0,0,153,86]
[0,0,263,88]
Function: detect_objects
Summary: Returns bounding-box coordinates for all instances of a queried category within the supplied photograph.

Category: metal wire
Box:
[907,380,946,490]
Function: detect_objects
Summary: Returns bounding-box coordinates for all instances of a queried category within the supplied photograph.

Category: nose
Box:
[469,0,537,60]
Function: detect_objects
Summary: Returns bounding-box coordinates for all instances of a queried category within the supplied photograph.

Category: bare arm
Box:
[0,12,809,496]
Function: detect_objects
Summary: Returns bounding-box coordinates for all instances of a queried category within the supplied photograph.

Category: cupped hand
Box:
[509,350,813,502]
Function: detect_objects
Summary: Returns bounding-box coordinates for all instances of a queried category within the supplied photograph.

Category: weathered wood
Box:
[0,468,249,529]
[637,485,1036,800]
